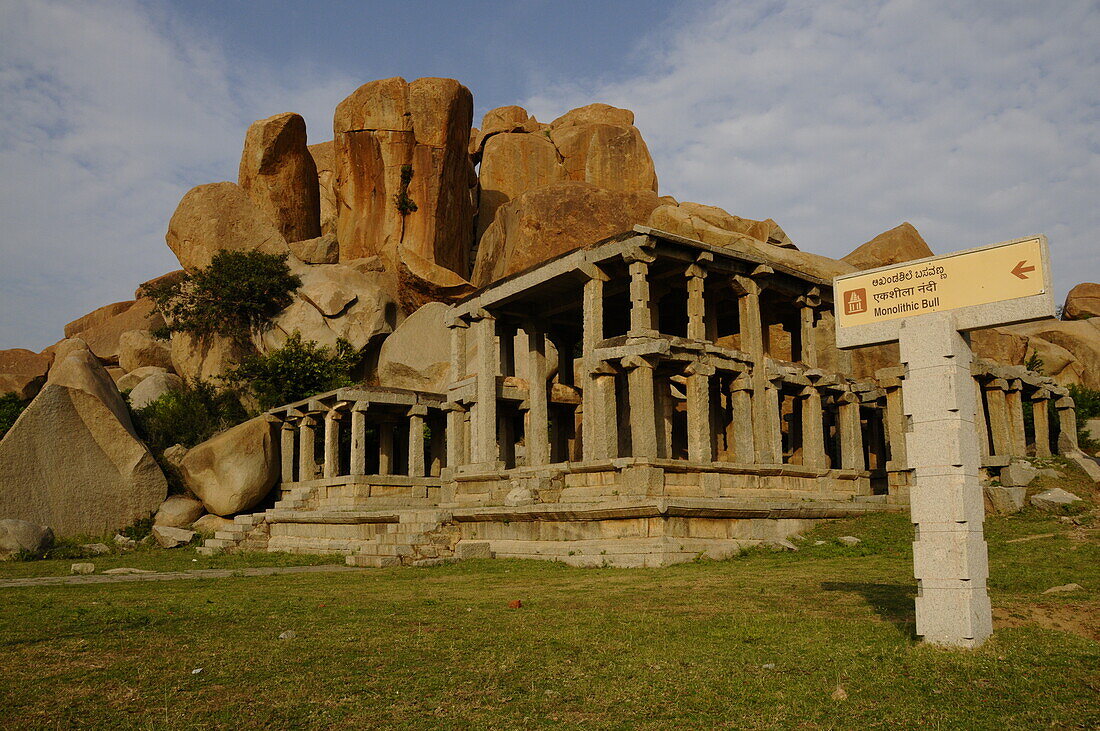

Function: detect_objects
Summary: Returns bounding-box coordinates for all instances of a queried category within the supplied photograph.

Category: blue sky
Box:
[1,0,1098,351]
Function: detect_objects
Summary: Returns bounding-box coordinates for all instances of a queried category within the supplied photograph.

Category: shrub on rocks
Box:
[0,392,27,440]
[224,332,357,410]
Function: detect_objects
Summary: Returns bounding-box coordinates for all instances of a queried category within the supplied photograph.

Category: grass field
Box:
[1,467,1097,729]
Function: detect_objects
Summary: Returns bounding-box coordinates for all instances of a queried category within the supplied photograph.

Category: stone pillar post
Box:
[407,405,427,478]
[983,379,1012,458]
[350,403,367,476]
[525,322,550,467]
[297,414,318,481]
[837,392,864,470]
[766,375,784,464]
[585,363,618,461]
[378,421,394,475]
[800,381,827,468]
[280,420,296,483]
[1032,391,1051,458]
[685,261,709,341]
[1056,396,1079,454]
[622,355,658,459]
[625,249,657,337]
[1005,380,1027,457]
[685,363,715,462]
[323,407,343,479]
[878,370,908,470]
[796,288,821,366]
[471,310,498,466]
[729,375,755,464]
[445,402,468,468]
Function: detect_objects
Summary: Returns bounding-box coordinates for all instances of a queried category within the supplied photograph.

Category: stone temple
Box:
[199,226,1081,567]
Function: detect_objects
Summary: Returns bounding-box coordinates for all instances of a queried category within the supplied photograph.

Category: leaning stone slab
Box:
[1030,488,1082,511]
[152,525,195,549]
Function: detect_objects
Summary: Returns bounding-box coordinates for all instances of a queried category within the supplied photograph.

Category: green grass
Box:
[0,467,1097,729]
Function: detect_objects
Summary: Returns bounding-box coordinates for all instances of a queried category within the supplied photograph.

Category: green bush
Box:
[140,250,301,344]
[0,392,27,440]
[1068,384,1100,451]
[132,379,248,453]
[393,164,418,216]
[223,332,358,410]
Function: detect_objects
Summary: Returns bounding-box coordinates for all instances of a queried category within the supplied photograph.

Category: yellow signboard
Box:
[834,237,1047,329]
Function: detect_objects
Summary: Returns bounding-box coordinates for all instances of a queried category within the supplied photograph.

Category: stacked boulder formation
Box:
[0,74,1097,542]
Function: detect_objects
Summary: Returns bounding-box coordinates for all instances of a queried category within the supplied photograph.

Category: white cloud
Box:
[0,0,354,350]
[524,0,1100,307]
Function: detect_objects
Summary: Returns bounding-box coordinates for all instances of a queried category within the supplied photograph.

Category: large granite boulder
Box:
[471,105,545,157]
[333,77,476,276]
[1063,282,1100,321]
[258,263,398,352]
[1004,318,1100,388]
[289,234,339,265]
[550,120,657,193]
[170,332,250,383]
[376,302,453,392]
[550,103,635,129]
[153,495,205,528]
[308,141,338,237]
[165,182,289,272]
[0,519,54,556]
[842,222,934,270]
[128,370,185,409]
[238,112,321,244]
[178,416,279,516]
[0,340,166,537]
[472,181,661,287]
[0,349,52,400]
[476,132,566,241]
[118,329,173,372]
[63,299,165,364]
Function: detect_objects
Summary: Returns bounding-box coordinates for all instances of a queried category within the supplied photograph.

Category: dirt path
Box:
[0,564,365,589]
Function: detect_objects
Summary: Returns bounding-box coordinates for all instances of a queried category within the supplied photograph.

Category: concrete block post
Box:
[983,380,1012,458]
[280,421,296,483]
[350,403,367,476]
[1032,393,1051,458]
[623,355,658,459]
[525,323,550,467]
[1056,396,1078,454]
[900,312,991,649]
[378,422,394,475]
[471,311,499,466]
[685,363,715,463]
[729,375,755,464]
[323,408,343,479]
[800,384,827,468]
[837,392,864,470]
[297,415,318,481]
[407,405,427,478]
[1005,381,1027,457]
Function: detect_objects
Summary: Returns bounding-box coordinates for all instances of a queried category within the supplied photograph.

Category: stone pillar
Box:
[1005,380,1027,457]
[448,316,468,381]
[973,379,990,459]
[729,375,755,464]
[445,402,467,468]
[280,420,296,483]
[625,250,656,337]
[766,376,784,464]
[378,421,394,475]
[881,375,908,470]
[983,379,1012,458]
[429,416,444,476]
[407,405,427,478]
[1032,391,1051,458]
[685,262,708,341]
[525,322,550,467]
[323,407,343,479]
[581,265,608,356]
[623,355,658,459]
[837,392,864,470]
[585,363,618,461]
[1056,396,1079,454]
[471,311,498,466]
[297,414,318,481]
[733,275,764,356]
[796,288,821,366]
[733,272,777,464]
[900,313,991,649]
[685,363,714,462]
[350,403,367,476]
[800,383,826,468]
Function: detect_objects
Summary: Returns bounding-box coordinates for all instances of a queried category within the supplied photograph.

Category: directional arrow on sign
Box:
[1011,260,1036,280]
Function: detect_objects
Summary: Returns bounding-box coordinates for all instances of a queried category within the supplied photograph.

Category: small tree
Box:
[132,379,249,452]
[0,393,27,440]
[222,332,358,411]
[141,250,301,343]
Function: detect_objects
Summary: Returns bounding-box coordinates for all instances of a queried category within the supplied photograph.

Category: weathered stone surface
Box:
[152,525,195,548]
[259,264,397,352]
[550,122,657,193]
[1063,282,1100,321]
[0,340,167,537]
[165,182,289,272]
[476,133,567,241]
[64,299,165,364]
[333,77,475,276]
[1030,488,1082,511]
[81,542,110,555]
[970,327,1029,366]
[842,222,933,270]
[118,330,173,372]
[983,485,1026,515]
[676,202,793,248]
[1000,461,1038,488]
[117,366,168,392]
[289,234,339,264]
[473,182,661,287]
[239,112,321,244]
[0,349,51,400]
[178,416,279,516]
[376,302,452,391]
[1005,319,1100,388]
[1042,583,1083,594]
[134,270,186,299]
[0,519,54,556]
[394,246,476,312]
[308,141,338,237]
[154,495,205,528]
[71,562,95,575]
[475,105,541,151]
[837,536,862,546]
[128,371,184,409]
[454,540,492,559]
[170,332,250,382]
[162,444,188,469]
[550,103,635,129]
[192,513,234,534]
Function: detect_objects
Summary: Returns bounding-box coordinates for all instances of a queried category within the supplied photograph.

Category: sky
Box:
[1,0,1097,351]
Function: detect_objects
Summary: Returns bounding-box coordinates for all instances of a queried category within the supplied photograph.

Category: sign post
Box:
[833,235,1053,648]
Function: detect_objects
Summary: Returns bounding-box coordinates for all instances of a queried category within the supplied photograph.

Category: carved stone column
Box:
[1032,390,1051,458]
[323,406,344,479]
[1005,380,1027,457]
[350,402,367,476]
[470,310,498,466]
[445,402,467,468]
[280,420,296,483]
[837,392,864,470]
[407,405,427,478]
[983,379,1012,458]
[800,381,827,468]
[297,414,318,481]
[685,363,715,463]
[796,288,821,367]
[878,369,908,469]
[525,322,550,467]
[623,355,658,459]
[585,363,618,461]
[625,248,657,337]
[1056,396,1079,454]
[685,257,710,341]
[729,374,755,464]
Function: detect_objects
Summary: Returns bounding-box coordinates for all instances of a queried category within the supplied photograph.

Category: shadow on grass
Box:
[822,581,918,639]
